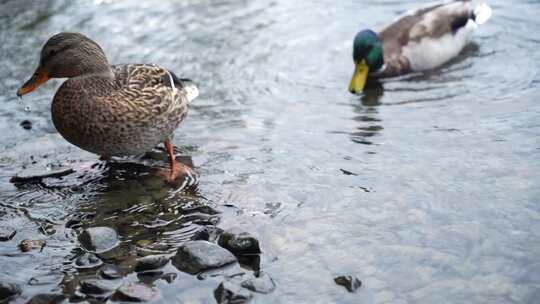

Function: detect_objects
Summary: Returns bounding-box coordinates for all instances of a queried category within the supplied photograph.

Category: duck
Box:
[16,32,199,182]
[349,1,492,94]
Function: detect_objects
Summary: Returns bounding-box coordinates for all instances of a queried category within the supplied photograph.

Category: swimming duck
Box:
[349,1,492,94]
[17,32,199,182]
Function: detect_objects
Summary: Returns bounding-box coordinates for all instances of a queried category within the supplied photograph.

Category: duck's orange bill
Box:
[17,67,49,97]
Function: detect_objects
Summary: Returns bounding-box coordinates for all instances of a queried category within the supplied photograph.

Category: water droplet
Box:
[24,106,31,112]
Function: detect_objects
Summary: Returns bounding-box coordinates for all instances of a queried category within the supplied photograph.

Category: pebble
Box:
[99,264,122,279]
[172,240,237,274]
[112,283,159,302]
[20,120,32,130]
[214,281,253,304]
[0,282,21,302]
[334,275,362,292]
[19,239,45,252]
[218,228,261,255]
[192,226,224,242]
[39,223,56,236]
[10,166,74,183]
[74,252,103,269]
[134,255,170,272]
[160,273,177,284]
[25,293,65,304]
[78,226,118,253]
[0,228,16,242]
[241,272,276,294]
[80,279,121,295]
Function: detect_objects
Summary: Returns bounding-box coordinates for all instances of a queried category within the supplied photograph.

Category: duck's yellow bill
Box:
[348,60,369,94]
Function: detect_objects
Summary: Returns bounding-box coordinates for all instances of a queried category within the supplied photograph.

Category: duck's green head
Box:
[349,29,384,94]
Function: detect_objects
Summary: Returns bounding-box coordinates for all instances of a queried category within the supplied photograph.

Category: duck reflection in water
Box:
[350,81,384,145]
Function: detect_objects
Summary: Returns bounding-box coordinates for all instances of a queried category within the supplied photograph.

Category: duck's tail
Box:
[178,79,199,103]
[471,3,492,25]
[168,70,199,103]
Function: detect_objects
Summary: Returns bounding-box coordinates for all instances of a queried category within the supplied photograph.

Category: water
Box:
[1,0,539,303]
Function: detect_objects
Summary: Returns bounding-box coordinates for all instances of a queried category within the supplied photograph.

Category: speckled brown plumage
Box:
[17,32,199,182]
[51,64,191,156]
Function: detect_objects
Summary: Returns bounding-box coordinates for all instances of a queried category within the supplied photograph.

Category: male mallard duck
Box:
[349,1,492,94]
[17,32,199,182]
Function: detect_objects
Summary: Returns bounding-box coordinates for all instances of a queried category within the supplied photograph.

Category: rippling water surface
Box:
[0,0,539,303]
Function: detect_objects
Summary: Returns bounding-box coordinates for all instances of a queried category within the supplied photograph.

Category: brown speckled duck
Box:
[17,32,199,182]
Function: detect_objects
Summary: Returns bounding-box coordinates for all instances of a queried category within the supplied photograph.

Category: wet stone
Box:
[137,271,164,285]
[0,228,16,241]
[180,204,221,215]
[78,226,118,253]
[192,226,224,242]
[241,272,276,294]
[20,119,32,130]
[80,279,120,295]
[0,282,21,302]
[134,255,170,272]
[160,273,177,284]
[75,253,103,269]
[196,262,245,281]
[334,275,362,292]
[236,254,261,272]
[112,283,159,302]
[214,281,253,304]
[19,239,45,252]
[10,166,74,183]
[39,223,56,236]
[189,213,220,226]
[218,228,261,255]
[172,240,237,274]
[65,218,82,229]
[99,264,122,279]
[26,293,65,304]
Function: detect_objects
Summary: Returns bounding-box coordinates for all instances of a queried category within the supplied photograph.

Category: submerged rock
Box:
[241,272,276,294]
[134,255,170,272]
[160,273,177,284]
[19,239,45,252]
[10,166,74,183]
[20,120,32,130]
[99,264,122,279]
[218,228,261,255]
[80,279,121,295]
[74,253,103,269]
[236,254,261,272]
[214,281,253,304]
[0,282,21,302]
[0,228,16,241]
[39,223,56,236]
[112,283,159,302]
[172,241,237,274]
[137,271,164,285]
[334,275,362,292]
[192,226,224,242]
[25,293,65,304]
[78,226,118,253]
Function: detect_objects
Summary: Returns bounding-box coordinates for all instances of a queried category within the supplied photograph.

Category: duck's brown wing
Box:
[110,64,189,122]
[377,1,472,77]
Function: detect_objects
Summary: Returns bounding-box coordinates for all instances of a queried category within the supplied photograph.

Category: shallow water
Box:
[0,0,539,303]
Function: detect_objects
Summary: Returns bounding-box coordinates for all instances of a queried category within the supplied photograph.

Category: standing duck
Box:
[349,1,492,94]
[17,32,199,182]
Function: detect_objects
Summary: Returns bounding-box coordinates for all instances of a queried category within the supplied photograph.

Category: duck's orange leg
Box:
[164,140,193,182]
